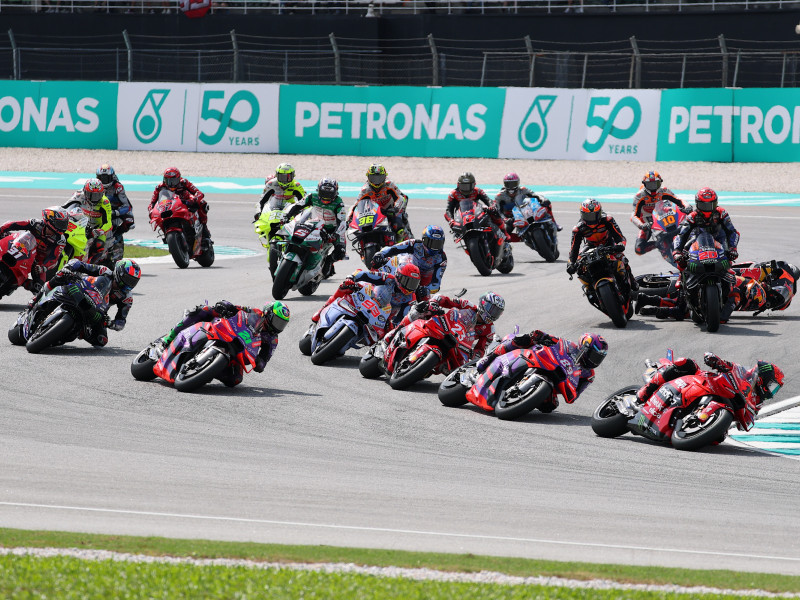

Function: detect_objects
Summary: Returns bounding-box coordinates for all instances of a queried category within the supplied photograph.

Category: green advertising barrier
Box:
[0,81,118,149]
[278,85,505,158]
[731,88,800,162]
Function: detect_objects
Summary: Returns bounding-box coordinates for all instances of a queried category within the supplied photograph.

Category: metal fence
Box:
[3,30,800,87]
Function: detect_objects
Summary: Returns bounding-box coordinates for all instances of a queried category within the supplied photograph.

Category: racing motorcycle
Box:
[591,350,764,451]
[149,189,215,269]
[58,206,89,271]
[271,208,335,300]
[679,230,729,332]
[450,199,513,276]
[0,231,37,299]
[347,197,395,268]
[512,195,558,263]
[9,274,109,353]
[359,304,474,390]
[130,311,262,393]
[299,282,391,365]
[570,245,633,328]
[649,199,687,269]
[255,195,290,277]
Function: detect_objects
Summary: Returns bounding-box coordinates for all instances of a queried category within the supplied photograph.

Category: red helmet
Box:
[642,170,663,196]
[395,263,421,295]
[163,167,181,190]
[580,198,602,226]
[695,187,718,218]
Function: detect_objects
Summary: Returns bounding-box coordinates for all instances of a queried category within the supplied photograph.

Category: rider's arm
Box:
[720,211,740,250]
[377,239,413,260]
[568,225,584,264]
[283,195,309,222]
[291,182,306,201]
[110,293,134,330]
[352,270,390,285]
[630,193,647,229]
[98,196,113,235]
[662,189,686,209]
[255,333,278,372]
[471,326,494,358]
[607,217,627,247]
[428,253,447,295]
[444,192,459,223]
[149,185,163,210]
[183,180,204,203]
[0,220,33,237]
[257,187,275,213]
[672,218,695,253]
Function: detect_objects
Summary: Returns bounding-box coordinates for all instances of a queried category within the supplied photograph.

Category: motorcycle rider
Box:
[370,225,448,300]
[157,299,291,387]
[348,164,411,241]
[282,177,348,271]
[0,207,68,291]
[96,164,135,240]
[149,167,212,250]
[310,263,421,336]
[628,353,784,440]
[631,171,688,256]
[64,179,113,264]
[253,162,306,220]
[493,172,560,241]
[445,172,511,243]
[475,330,608,412]
[672,187,740,266]
[566,198,638,293]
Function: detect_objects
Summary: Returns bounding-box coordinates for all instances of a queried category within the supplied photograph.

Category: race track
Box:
[1,186,800,575]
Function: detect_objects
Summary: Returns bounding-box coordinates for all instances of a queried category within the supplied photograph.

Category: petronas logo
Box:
[133,89,170,144]
[517,95,556,152]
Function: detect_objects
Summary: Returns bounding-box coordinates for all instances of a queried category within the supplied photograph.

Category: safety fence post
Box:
[629,35,641,89]
[230,29,239,83]
[8,28,18,80]
[719,34,728,87]
[428,33,439,86]
[524,35,535,87]
[329,32,341,84]
[122,29,132,82]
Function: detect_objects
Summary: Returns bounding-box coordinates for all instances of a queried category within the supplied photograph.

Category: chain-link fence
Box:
[3,29,800,87]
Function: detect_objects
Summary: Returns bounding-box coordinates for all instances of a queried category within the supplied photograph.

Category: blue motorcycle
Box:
[511,195,558,262]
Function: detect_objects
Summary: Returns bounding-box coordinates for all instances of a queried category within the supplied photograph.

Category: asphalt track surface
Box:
[1,187,800,576]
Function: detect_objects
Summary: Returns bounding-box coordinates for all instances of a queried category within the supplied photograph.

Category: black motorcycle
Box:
[450,199,513,276]
[571,245,633,328]
[680,230,730,333]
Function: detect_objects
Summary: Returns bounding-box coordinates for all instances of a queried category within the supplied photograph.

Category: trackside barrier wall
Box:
[0,82,799,162]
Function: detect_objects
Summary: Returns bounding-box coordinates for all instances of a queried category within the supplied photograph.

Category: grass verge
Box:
[123,244,170,258]
[1,528,798,595]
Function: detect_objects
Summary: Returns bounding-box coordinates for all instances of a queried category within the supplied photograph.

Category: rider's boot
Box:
[635,294,661,314]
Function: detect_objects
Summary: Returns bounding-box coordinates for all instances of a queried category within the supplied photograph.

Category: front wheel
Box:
[174,347,230,393]
[389,351,439,390]
[597,280,627,328]
[494,373,553,421]
[359,352,383,379]
[271,259,294,300]
[196,243,215,267]
[131,346,159,381]
[532,228,556,262]
[166,231,191,269]
[298,333,313,356]
[438,370,469,407]
[704,284,721,333]
[467,236,492,276]
[363,245,378,270]
[8,323,25,346]
[310,326,357,365]
[591,385,639,438]
[25,313,74,354]
[671,406,733,451]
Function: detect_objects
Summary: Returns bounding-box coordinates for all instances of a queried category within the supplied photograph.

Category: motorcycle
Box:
[511,195,559,263]
[299,283,391,365]
[255,195,290,277]
[649,199,687,268]
[58,206,90,271]
[130,311,263,393]
[591,350,762,451]
[571,245,633,328]
[9,274,109,353]
[0,231,38,299]
[347,197,396,268]
[680,230,730,332]
[271,208,335,300]
[149,188,214,269]
[450,199,513,276]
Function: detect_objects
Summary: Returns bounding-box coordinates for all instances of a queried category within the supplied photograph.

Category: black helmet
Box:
[317,177,338,204]
[457,172,476,195]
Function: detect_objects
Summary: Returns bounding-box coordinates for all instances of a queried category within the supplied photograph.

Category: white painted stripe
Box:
[757,396,800,419]
[727,441,800,449]
[2,501,800,563]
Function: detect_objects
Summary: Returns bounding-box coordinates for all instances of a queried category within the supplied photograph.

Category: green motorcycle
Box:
[271,208,335,300]
[255,195,291,277]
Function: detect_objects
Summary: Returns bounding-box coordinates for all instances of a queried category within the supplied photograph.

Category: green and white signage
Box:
[0,81,117,148]
[278,85,505,157]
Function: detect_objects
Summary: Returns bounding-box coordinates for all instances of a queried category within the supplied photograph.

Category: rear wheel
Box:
[591,385,638,438]
[298,278,321,296]
[131,346,159,381]
[166,231,190,269]
[271,259,294,300]
[438,370,469,407]
[704,284,721,333]
[310,327,357,365]
[196,243,215,267]
[174,348,229,393]
[25,313,74,354]
[467,236,492,276]
[496,245,514,274]
[597,280,627,328]
[389,351,439,390]
[494,374,552,421]
[671,406,733,451]
[532,228,556,262]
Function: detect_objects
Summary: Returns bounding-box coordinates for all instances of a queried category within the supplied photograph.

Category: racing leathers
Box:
[349,180,410,241]
[159,301,279,387]
[567,215,637,293]
[255,175,305,218]
[372,239,447,300]
[493,187,559,241]
[0,219,66,290]
[64,189,113,263]
[149,177,211,248]
[103,179,135,237]
[672,207,740,262]
[284,192,348,262]
[445,186,510,242]
[630,185,687,255]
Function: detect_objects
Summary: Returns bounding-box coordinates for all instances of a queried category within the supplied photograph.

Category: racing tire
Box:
[671,407,733,451]
[298,279,321,296]
[597,280,627,328]
[496,245,514,274]
[591,385,638,438]
[532,228,556,263]
[174,348,229,393]
[8,323,25,346]
[268,243,279,277]
[494,374,552,421]
[704,284,721,333]
[389,352,439,390]
[298,333,312,356]
[131,347,158,381]
[359,352,383,379]
[363,245,378,270]
[438,370,469,407]
[196,243,215,268]
[310,327,357,366]
[467,237,493,277]
[25,313,74,354]
[166,231,191,269]
[271,260,294,300]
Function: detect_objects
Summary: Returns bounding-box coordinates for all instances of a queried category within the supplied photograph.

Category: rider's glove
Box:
[339,278,360,292]
[611,244,625,253]
[253,212,261,223]
[538,198,551,207]
[703,352,731,373]
[513,333,533,347]
[371,253,388,268]
[726,248,738,261]
[674,251,687,268]
[476,354,492,373]
[487,206,500,217]
[566,262,577,275]
[681,204,694,214]
[97,266,112,277]
[214,300,238,317]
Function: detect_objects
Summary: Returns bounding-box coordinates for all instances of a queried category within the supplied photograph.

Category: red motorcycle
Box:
[450,199,513,277]
[0,231,38,299]
[359,307,475,390]
[149,189,214,269]
[591,350,765,450]
[347,197,395,268]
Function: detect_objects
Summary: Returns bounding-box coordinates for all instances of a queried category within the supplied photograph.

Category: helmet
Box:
[754,361,784,401]
[317,177,338,204]
[96,163,116,187]
[579,198,603,225]
[695,187,718,217]
[575,333,608,369]
[113,259,141,291]
[163,167,181,190]
[265,301,291,335]
[457,172,476,195]
[421,224,445,252]
[477,292,505,323]
[503,172,520,193]
[395,263,421,295]
[744,280,767,309]
[275,163,295,187]
[366,164,387,189]
[83,179,104,204]
[767,285,792,310]
[42,206,69,235]
[642,170,663,195]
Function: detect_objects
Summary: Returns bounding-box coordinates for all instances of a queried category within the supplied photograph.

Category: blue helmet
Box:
[422,225,445,253]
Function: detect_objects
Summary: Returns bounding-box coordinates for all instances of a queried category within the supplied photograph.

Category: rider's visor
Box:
[644,180,660,192]
[422,235,445,251]
[580,210,601,224]
[396,272,420,294]
[368,173,386,187]
[276,171,293,185]
[480,303,504,323]
[457,181,474,195]
[164,175,180,189]
[696,199,717,214]
[267,310,289,333]
[582,344,607,369]
[86,190,103,203]
[97,173,113,185]
[765,381,782,399]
